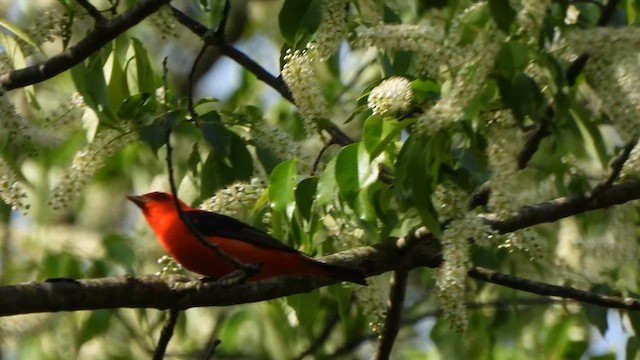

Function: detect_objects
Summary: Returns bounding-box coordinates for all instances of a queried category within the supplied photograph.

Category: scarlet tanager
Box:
[128,192,367,285]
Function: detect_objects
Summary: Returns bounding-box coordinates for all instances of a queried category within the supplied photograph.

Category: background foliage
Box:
[1,0,640,358]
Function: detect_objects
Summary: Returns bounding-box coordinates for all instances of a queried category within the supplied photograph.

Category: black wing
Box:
[185,209,300,253]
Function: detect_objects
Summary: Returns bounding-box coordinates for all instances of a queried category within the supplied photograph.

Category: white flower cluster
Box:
[44,93,85,132]
[418,29,503,134]
[311,0,348,60]
[434,181,493,332]
[485,113,522,218]
[22,10,67,54]
[250,121,304,163]
[149,5,178,40]
[49,128,136,209]
[563,28,640,141]
[355,23,446,76]
[0,94,61,148]
[0,158,28,211]
[516,0,551,40]
[199,177,266,219]
[436,215,476,333]
[281,50,329,133]
[323,213,386,331]
[498,228,545,260]
[367,76,414,116]
[155,255,183,276]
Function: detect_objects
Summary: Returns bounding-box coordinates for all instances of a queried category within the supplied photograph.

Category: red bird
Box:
[127,192,367,285]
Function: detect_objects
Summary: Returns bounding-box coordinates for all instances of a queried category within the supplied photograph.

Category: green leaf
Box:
[269,160,298,219]
[131,38,157,94]
[108,54,130,110]
[335,144,361,208]
[201,121,231,159]
[78,310,112,346]
[71,47,118,127]
[295,177,318,221]
[496,40,530,77]
[395,135,442,237]
[201,132,253,198]
[335,143,378,211]
[362,115,384,154]
[316,156,337,206]
[279,0,322,45]
[0,18,42,52]
[488,0,516,33]
[584,303,608,336]
[369,118,415,159]
[627,336,639,360]
[103,233,136,273]
[286,292,320,334]
[41,252,83,278]
[140,125,166,154]
[117,93,152,120]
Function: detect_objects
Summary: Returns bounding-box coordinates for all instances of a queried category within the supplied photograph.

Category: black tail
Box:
[321,262,368,285]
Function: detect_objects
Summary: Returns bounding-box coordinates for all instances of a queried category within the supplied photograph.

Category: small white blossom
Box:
[199,177,266,220]
[563,28,640,141]
[50,128,136,209]
[310,0,348,60]
[0,158,28,211]
[281,50,328,133]
[368,77,414,116]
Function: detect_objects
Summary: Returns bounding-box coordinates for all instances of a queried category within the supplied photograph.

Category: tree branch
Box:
[168,5,356,146]
[0,0,170,91]
[468,267,638,310]
[372,269,408,360]
[589,138,637,198]
[0,239,440,317]
[75,0,107,24]
[169,5,293,103]
[481,178,640,233]
[153,309,181,360]
[3,178,640,316]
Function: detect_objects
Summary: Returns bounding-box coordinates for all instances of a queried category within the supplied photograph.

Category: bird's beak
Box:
[127,194,150,209]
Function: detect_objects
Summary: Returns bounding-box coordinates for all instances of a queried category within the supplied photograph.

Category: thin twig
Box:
[75,0,107,23]
[188,43,210,120]
[153,308,181,360]
[215,1,231,37]
[169,5,356,146]
[589,138,637,198]
[372,269,409,360]
[312,141,335,175]
[0,0,170,90]
[169,5,293,103]
[200,339,222,360]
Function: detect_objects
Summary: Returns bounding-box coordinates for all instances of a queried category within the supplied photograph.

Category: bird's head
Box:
[127,192,190,216]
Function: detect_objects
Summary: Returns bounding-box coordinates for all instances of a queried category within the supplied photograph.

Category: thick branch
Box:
[4,178,640,316]
[0,239,441,317]
[481,178,640,233]
[0,0,170,91]
[372,269,408,360]
[468,267,639,310]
